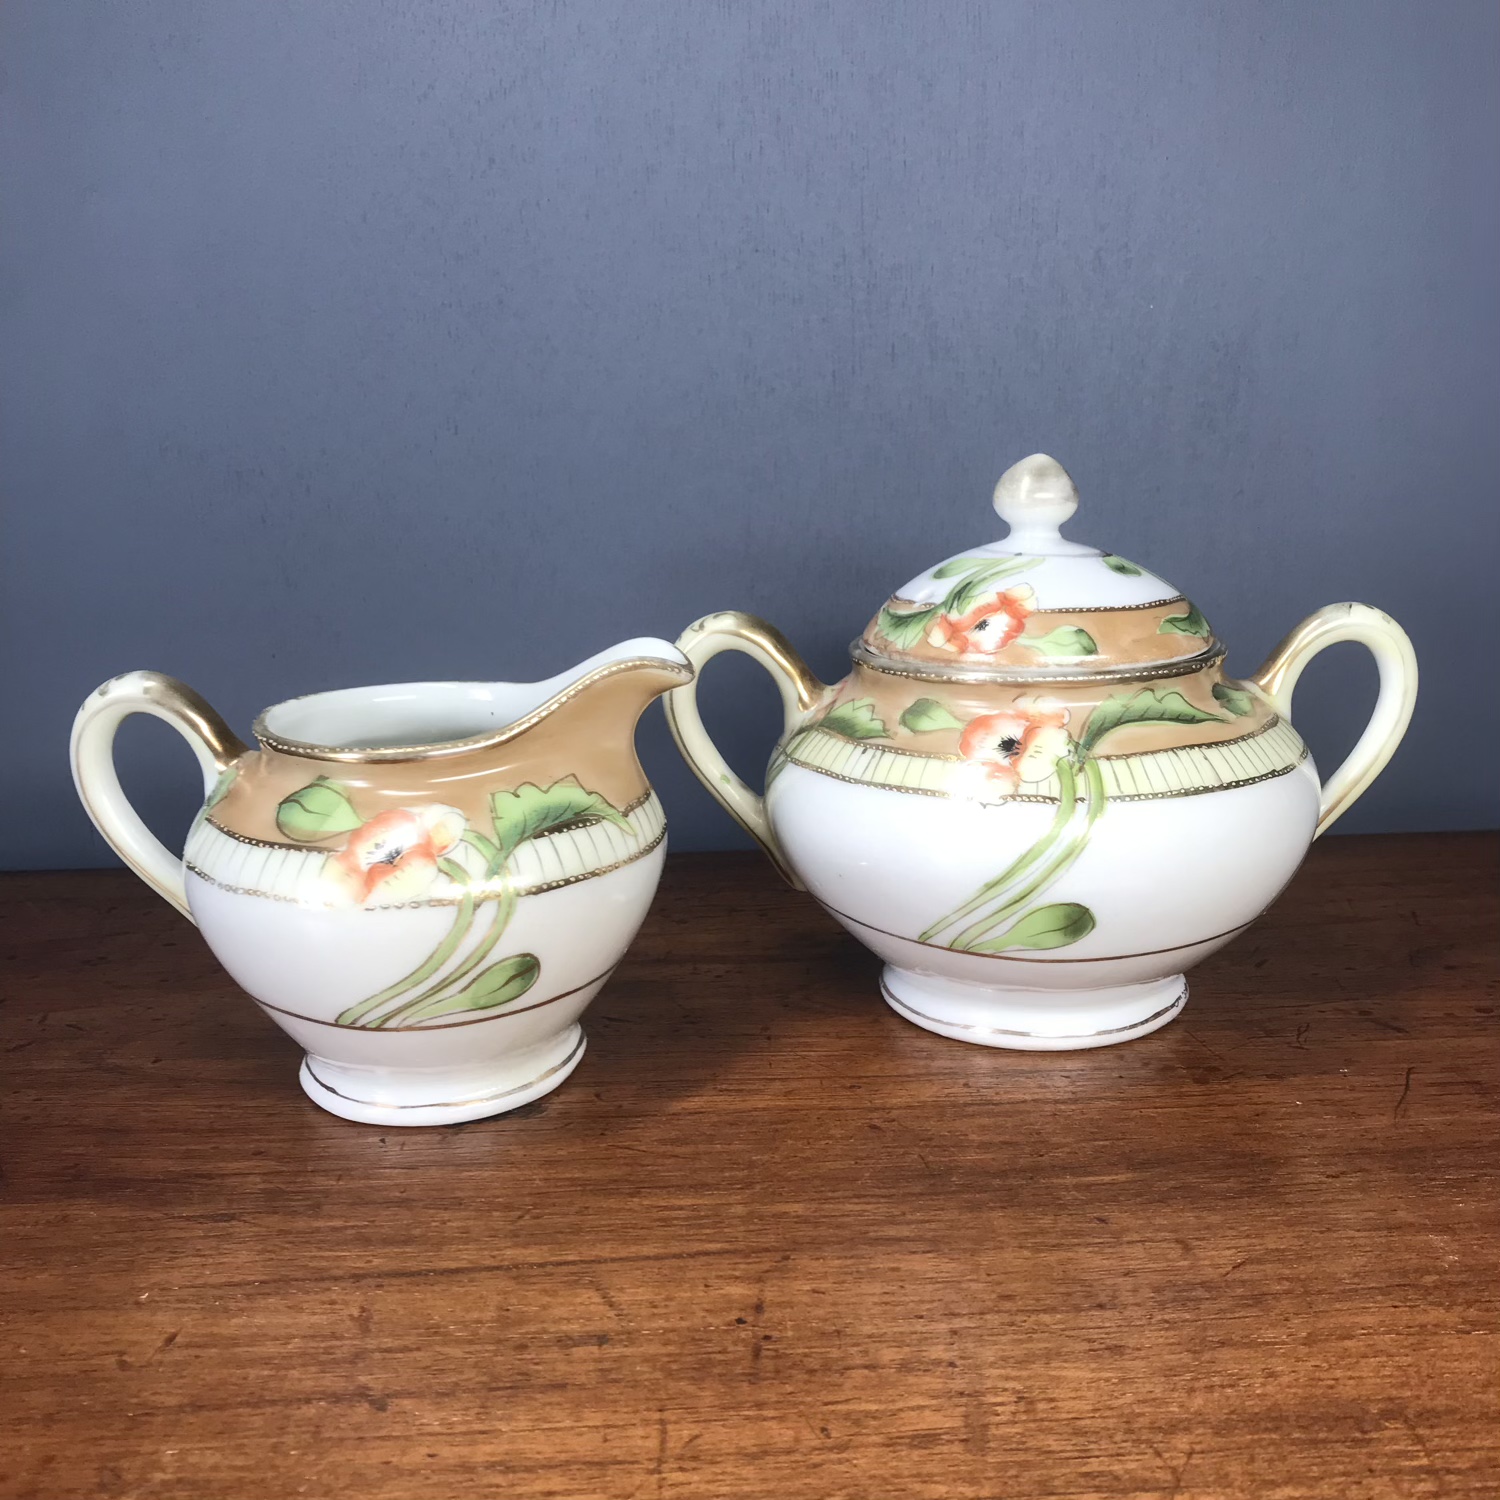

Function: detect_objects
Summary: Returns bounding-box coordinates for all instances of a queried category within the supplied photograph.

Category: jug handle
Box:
[71,671,249,921]
[665,612,826,889]
[1248,603,1417,838]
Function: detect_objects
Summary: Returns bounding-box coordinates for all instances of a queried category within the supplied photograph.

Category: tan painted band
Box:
[254,658,690,763]
[850,640,1225,686]
[208,788,657,854]
[1093,713,1283,760]
[809,711,1284,763]
[187,824,666,906]
[782,743,1303,805]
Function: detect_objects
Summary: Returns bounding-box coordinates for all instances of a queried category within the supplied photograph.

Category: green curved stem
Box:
[950,758,1108,952]
[462,830,503,866]
[389,953,536,1026]
[941,556,1041,613]
[1083,755,1106,816]
[335,859,476,1027]
[371,877,518,1030]
[920,760,1079,943]
[950,830,1090,952]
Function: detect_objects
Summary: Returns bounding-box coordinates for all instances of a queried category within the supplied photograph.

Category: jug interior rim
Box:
[253,655,691,763]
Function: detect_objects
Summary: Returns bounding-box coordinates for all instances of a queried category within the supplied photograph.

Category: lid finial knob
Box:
[993,453,1078,544]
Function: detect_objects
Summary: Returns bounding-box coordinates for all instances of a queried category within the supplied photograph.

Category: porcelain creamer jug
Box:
[72,640,692,1123]
[667,455,1417,1050]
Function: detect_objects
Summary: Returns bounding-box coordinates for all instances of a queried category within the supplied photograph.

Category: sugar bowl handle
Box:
[1250,604,1417,837]
[665,612,826,889]
[71,671,248,921]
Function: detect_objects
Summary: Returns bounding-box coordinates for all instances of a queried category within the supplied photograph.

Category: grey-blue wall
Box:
[3,1,1497,870]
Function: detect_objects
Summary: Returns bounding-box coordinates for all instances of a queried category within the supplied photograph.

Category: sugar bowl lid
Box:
[856,453,1217,680]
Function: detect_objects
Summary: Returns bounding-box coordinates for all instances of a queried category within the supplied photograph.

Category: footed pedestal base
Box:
[298,1025,587,1126]
[880,968,1186,1051]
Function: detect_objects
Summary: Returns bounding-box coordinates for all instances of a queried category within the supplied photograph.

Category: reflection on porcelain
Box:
[71,640,692,1124]
[668,453,1418,1051]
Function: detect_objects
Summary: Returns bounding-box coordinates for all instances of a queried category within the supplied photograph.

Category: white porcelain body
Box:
[667,601,1417,1051]
[186,845,664,1124]
[71,640,691,1124]
[766,757,1321,1047]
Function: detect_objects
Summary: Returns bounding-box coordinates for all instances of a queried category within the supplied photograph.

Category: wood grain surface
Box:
[2,833,1496,1500]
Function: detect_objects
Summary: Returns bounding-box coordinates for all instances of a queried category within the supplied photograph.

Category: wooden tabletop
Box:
[2,832,1497,1500]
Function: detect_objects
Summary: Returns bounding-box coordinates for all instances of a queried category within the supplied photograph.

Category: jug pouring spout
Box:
[526,637,694,733]
[239,638,691,766]
[506,636,693,771]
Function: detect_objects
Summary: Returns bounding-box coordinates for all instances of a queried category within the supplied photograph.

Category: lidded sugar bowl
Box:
[667,454,1417,1049]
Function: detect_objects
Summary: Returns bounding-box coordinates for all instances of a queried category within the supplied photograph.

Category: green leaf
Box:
[275,777,363,842]
[876,603,939,649]
[942,559,1035,616]
[1022,625,1099,658]
[489,780,632,860]
[899,698,963,734]
[878,560,1041,647]
[1159,603,1211,637]
[974,903,1096,953]
[1102,555,1143,576]
[461,829,503,869]
[1212,682,1256,717]
[1080,688,1223,754]
[942,573,996,616]
[819,699,889,741]
[407,953,540,1020]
